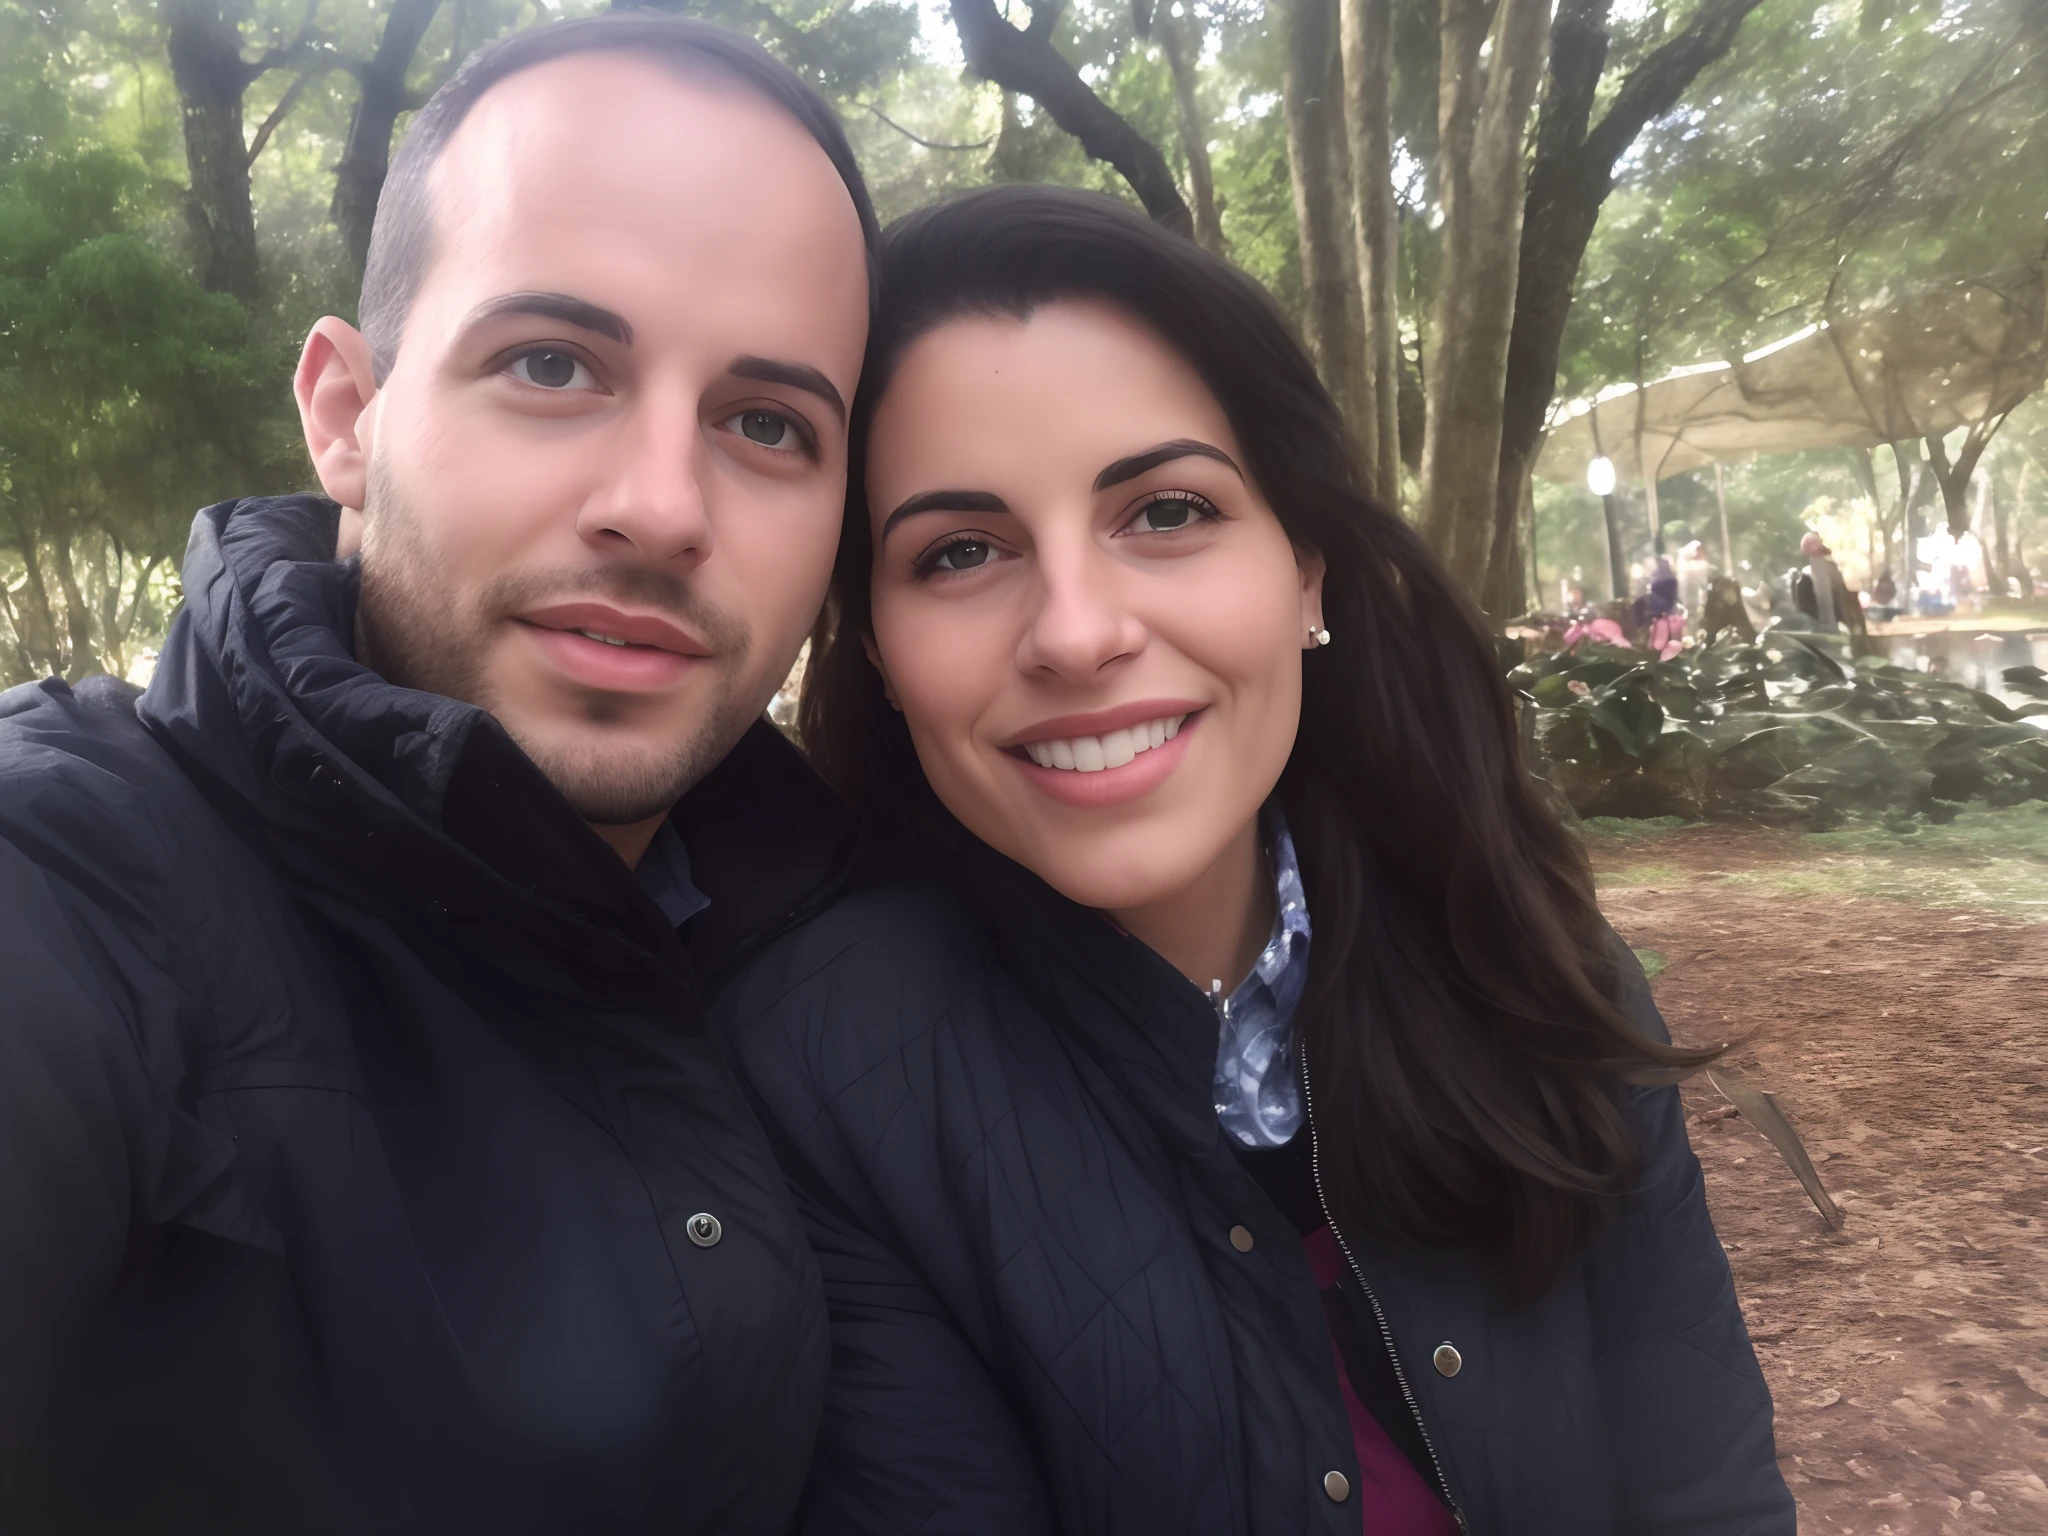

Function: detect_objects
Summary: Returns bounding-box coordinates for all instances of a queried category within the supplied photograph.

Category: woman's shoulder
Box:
[711,868,1001,1100]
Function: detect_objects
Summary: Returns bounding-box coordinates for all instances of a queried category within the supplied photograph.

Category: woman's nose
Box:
[1015,546,1147,680]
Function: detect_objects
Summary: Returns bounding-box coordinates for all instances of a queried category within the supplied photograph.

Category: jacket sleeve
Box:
[0,834,167,1505]
[1589,951,1797,1533]
[775,1148,1056,1536]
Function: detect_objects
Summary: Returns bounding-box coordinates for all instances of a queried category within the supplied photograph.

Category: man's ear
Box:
[296,317,379,531]
[860,632,902,711]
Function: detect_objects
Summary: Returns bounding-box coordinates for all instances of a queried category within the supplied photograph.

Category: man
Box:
[1798,530,1864,636]
[0,16,872,1532]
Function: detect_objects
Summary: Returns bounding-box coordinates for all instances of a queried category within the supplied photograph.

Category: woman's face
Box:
[863,299,1324,912]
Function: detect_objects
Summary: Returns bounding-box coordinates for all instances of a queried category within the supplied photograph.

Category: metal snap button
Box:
[1228,1225,1255,1253]
[686,1212,722,1248]
[1322,1470,1350,1502]
[1433,1341,1463,1377]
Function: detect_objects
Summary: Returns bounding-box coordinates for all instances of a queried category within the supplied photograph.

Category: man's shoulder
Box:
[0,673,234,905]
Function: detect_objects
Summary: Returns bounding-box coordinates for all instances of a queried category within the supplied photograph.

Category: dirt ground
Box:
[1589,824,2048,1532]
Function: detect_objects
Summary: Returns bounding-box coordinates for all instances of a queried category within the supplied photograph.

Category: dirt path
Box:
[1590,824,2048,1532]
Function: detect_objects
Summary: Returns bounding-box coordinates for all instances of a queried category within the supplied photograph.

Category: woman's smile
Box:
[1007,706,1204,809]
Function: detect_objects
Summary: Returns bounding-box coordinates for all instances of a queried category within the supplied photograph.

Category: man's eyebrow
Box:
[1094,438,1242,491]
[881,490,1011,539]
[731,356,847,425]
[462,291,633,345]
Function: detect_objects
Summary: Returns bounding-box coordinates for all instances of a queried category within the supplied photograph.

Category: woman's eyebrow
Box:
[1093,438,1242,490]
[881,489,1011,538]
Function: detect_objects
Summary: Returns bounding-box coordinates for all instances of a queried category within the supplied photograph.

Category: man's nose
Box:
[575,403,712,566]
[1015,539,1147,680]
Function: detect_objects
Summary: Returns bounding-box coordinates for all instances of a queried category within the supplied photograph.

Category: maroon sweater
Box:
[1233,1138,1458,1532]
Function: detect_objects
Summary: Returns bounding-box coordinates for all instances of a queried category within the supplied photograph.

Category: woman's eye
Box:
[933,539,993,571]
[1131,495,1213,533]
[507,349,595,391]
[722,409,802,450]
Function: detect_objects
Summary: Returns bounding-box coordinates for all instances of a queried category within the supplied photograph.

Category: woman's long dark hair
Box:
[803,184,1716,1297]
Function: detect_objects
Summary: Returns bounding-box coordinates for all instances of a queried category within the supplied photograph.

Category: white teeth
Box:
[1019,714,1189,774]
[575,629,630,647]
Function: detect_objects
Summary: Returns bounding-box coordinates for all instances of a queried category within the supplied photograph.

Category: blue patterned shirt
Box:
[1213,807,1312,1148]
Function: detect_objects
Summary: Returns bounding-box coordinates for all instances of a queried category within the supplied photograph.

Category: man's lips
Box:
[514,603,709,693]
[516,603,709,655]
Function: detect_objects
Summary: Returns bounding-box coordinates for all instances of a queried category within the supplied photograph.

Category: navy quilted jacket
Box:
[0,496,847,1533]
[716,839,1796,1536]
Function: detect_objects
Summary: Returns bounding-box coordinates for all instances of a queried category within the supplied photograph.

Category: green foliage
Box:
[1513,635,2048,825]
[0,143,287,683]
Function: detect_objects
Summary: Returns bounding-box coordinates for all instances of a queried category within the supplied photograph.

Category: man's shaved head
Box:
[358,13,878,382]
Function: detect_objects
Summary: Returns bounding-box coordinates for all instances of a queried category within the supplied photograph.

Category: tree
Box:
[948,0,1193,235]
[1132,0,1224,252]
[330,0,442,276]
[162,0,331,302]
[1413,0,1550,593]
[1280,0,1364,436]
[1337,0,1399,504]
[0,146,280,683]
[1478,0,1769,614]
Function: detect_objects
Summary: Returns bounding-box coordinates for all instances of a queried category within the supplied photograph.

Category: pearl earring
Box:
[1310,626,1331,647]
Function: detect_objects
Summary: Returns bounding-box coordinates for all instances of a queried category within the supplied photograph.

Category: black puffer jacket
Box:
[0,496,851,1534]
[716,840,1795,1535]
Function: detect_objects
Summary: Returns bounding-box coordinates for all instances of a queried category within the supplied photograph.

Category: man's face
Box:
[350,55,868,824]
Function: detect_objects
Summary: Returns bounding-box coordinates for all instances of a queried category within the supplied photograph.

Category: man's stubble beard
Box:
[352,458,759,825]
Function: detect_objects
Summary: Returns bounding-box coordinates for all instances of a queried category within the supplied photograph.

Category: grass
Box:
[1582,805,2048,917]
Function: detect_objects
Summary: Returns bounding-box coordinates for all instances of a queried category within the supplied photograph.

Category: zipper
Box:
[1299,1045,1469,1531]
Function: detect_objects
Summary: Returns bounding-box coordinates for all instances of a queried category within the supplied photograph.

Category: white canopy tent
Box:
[1534,269,2045,487]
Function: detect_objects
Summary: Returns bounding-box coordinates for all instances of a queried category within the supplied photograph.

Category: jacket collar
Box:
[139,495,852,1002]
[947,834,1226,1152]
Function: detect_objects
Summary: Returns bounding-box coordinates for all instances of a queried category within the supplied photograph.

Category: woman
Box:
[714,186,1792,1534]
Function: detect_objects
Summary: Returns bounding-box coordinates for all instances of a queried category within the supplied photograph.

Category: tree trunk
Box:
[164,0,263,303]
[1480,0,1769,613]
[2017,459,2036,600]
[1715,461,1733,572]
[1154,9,1224,253]
[1338,0,1401,505]
[1416,0,1550,594]
[332,0,444,279]
[1280,0,1366,438]
[1599,491,1625,602]
[1926,416,2009,539]
[1990,469,2012,600]
[950,0,1193,236]
[2,508,65,677]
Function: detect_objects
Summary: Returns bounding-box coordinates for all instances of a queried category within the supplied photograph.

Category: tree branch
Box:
[246,62,334,166]
[864,104,996,151]
[239,0,325,87]
[948,0,1193,235]
[1580,0,1768,173]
